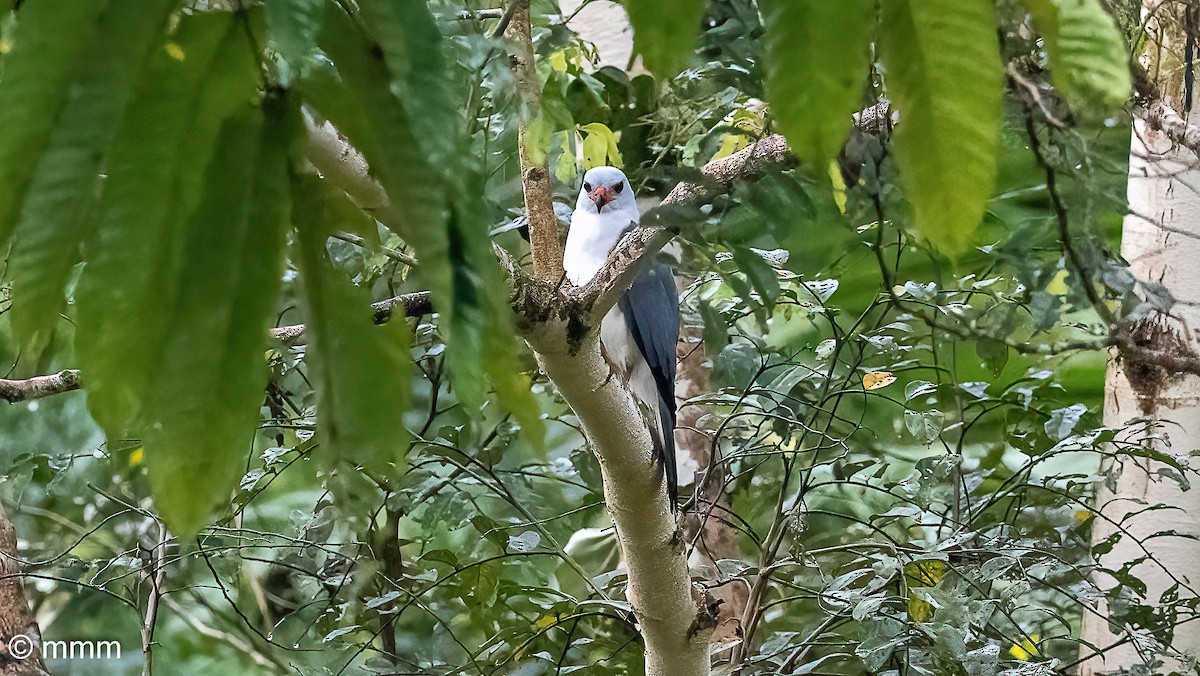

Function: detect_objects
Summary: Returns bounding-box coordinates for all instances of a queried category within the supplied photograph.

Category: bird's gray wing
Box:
[618,261,681,506]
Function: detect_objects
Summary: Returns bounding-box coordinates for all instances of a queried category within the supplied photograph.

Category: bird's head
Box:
[576,166,636,216]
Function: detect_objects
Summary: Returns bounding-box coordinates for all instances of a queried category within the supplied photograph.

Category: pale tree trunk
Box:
[675,276,748,649]
[1080,2,1200,671]
[0,505,49,676]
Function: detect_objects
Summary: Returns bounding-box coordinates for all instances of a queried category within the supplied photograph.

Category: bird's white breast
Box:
[563,209,635,286]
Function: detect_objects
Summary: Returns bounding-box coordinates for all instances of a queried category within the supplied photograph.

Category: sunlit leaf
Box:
[761,0,876,171]
[1009,634,1041,660]
[879,0,1003,252]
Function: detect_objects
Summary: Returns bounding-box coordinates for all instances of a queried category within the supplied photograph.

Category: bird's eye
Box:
[612,182,624,194]
[583,182,592,192]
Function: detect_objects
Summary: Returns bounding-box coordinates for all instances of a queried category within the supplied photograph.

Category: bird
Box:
[563,166,680,509]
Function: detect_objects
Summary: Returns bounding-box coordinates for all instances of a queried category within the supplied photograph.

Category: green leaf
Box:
[75,14,260,436]
[731,248,781,313]
[443,172,544,448]
[301,4,452,338]
[698,299,729,354]
[625,0,708,78]
[0,0,108,248]
[879,0,1003,252]
[141,97,294,538]
[305,5,542,445]
[1021,0,1131,119]
[904,409,945,445]
[294,176,412,476]
[761,0,876,171]
[7,1,176,360]
[264,0,324,84]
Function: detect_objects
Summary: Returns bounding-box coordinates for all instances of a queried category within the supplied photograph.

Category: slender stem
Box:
[506,0,564,281]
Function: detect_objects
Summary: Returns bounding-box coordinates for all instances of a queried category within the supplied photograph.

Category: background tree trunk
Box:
[0,505,49,676]
[1081,2,1200,671]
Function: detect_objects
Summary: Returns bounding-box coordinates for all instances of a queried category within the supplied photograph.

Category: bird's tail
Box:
[657,397,678,510]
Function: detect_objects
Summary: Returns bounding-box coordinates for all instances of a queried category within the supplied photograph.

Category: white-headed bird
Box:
[563,166,680,508]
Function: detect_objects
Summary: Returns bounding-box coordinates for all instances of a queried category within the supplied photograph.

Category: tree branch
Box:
[506,0,563,281]
[1140,100,1200,157]
[0,291,432,404]
[0,369,81,404]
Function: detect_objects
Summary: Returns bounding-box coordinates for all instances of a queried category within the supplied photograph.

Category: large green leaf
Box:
[141,97,293,538]
[0,0,107,247]
[304,5,542,443]
[74,15,260,436]
[1021,0,1131,119]
[879,0,1003,252]
[294,177,412,475]
[7,1,176,360]
[625,0,708,78]
[761,0,876,172]
[301,5,451,320]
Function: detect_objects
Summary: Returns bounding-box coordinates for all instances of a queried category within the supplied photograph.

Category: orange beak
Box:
[589,186,612,211]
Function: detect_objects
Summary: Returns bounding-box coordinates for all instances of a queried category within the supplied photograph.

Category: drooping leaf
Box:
[141,96,295,537]
[7,1,176,359]
[0,0,108,248]
[879,0,1003,252]
[293,176,412,475]
[761,0,876,171]
[443,172,544,448]
[304,4,542,444]
[625,0,708,77]
[731,247,781,312]
[300,4,451,349]
[75,14,259,436]
[1021,0,1131,120]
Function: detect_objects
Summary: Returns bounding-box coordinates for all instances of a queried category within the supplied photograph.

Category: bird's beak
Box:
[589,186,611,212]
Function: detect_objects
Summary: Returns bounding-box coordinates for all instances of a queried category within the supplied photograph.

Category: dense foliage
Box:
[3,0,1192,674]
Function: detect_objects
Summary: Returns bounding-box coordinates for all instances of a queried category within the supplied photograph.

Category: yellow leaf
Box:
[129,447,144,466]
[579,123,621,168]
[713,133,749,160]
[904,560,946,622]
[1074,509,1092,522]
[533,614,557,630]
[549,49,568,73]
[830,160,847,214]
[1046,269,1070,295]
[1009,634,1040,660]
[164,42,186,62]
[863,371,897,390]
